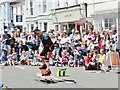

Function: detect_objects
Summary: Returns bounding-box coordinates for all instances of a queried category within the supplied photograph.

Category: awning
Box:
[76,22,85,25]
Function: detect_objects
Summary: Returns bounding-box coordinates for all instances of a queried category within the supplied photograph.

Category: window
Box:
[94,20,102,31]
[39,22,42,29]
[44,23,47,32]
[57,0,60,8]
[65,0,68,7]
[38,1,41,13]
[30,1,33,15]
[31,24,34,31]
[105,18,116,30]
[75,0,78,5]
[20,6,22,15]
[43,0,47,13]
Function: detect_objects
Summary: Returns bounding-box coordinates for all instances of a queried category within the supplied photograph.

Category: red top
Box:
[85,57,91,65]
[98,39,104,49]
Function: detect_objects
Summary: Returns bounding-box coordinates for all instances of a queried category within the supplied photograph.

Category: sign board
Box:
[52,7,83,23]
[16,15,22,22]
[110,52,120,66]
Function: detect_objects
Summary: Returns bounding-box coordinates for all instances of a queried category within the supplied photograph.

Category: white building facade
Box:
[92,0,119,31]
[25,0,55,32]
[11,0,26,32]
[0,1,13,34]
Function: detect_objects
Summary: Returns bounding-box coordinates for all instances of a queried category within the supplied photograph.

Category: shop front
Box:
[51,4,85,32]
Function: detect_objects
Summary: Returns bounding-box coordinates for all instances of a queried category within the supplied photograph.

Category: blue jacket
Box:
[0,56,8,63]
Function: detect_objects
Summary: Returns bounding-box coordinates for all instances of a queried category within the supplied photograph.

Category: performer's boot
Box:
[42,69,51,76]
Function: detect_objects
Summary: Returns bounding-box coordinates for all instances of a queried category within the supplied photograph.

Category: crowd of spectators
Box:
[0,24,119,72]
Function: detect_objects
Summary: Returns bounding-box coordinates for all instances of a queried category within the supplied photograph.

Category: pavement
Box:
[0,66,119,88]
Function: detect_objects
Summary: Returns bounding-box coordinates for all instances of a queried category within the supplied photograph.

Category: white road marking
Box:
[15,66,25,69]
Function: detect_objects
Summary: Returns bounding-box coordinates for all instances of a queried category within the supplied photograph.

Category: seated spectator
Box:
[76,46,84,66]
[26,49,34,65]
[73,50,80,67]
[68,55,74,67]
[98,49,109,72]
[85,52,100,70]
[11,48,18,63]
[0,52,8,66]
[20,51,27,65]
[61,54,68,66]
[55,55,62,67]
[8,54,15,66]
[32,50,41,66]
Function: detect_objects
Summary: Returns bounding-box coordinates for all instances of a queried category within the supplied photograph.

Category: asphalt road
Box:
[0,66,119,88]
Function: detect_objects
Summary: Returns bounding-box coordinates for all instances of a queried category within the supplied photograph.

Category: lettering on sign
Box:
[64,14,72,17]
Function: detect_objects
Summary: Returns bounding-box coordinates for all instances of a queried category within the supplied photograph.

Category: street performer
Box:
[34,27,54,76]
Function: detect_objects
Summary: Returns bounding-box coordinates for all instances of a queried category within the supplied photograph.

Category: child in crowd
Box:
[11,48,18,64]
[84,53,93,70]
[61,54,68,66]
[55,55,62,67]
[73,50,80,67]
[26,49,34,65]
[8,54,15,66]
[32,50,41,66]
[68,55,74,67]
[1,40,9,56]
[20,51,27,65]
[0,52,8,66]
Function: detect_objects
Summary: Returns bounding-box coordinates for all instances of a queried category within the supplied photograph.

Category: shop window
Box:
[55,25,59,31]
[69,23,75,30]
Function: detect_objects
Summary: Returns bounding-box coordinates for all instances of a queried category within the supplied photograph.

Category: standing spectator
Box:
[69,29,75,41]
[2,29,10,41]
[74,30,81,41]
[98,35,105,51]
[9,33,16,54]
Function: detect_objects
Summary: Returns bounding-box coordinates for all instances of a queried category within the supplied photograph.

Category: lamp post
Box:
[84,3,88,30]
